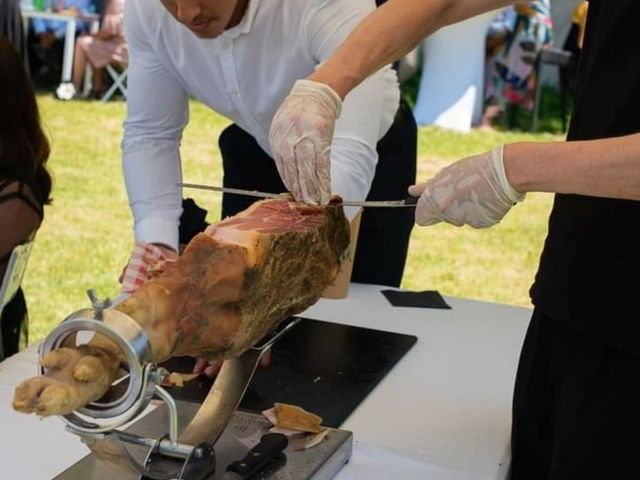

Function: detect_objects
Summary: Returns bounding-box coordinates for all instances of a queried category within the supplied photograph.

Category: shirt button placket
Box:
[222,38,263,137]
[221,41,243,120]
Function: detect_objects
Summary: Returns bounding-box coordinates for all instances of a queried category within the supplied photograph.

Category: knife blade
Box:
[221,433,288,480]
[180,182,418,208]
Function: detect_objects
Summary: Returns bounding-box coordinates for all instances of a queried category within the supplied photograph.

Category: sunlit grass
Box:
[23,94,562,342]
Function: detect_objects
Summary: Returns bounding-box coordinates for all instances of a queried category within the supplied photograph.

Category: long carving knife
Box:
[179,182,418,208]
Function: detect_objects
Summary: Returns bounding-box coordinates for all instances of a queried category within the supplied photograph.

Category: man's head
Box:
[159,0,248,39]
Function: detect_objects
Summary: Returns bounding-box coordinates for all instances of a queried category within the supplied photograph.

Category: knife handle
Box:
[404,196,419,206]
[226,433,288,477]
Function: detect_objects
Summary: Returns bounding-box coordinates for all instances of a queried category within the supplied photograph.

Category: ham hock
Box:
[13,197,350,417]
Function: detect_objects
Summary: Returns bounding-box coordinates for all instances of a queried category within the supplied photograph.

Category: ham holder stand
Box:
[41,290,353,480]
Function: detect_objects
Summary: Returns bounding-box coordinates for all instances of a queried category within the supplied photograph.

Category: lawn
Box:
[23,94,564,342]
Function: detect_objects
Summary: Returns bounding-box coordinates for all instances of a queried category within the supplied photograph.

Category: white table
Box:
[21,9,100,94]
[0,284,531,479]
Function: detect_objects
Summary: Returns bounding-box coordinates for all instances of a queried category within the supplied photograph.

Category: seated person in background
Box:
[481,6,516,129]
[0,36,53,358]
[30,0,92,77]
[480,1,553,129]
[72,0,127,98]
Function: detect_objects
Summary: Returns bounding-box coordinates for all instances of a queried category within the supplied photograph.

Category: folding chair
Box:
[0,239,35,360]
[101,61,128,102]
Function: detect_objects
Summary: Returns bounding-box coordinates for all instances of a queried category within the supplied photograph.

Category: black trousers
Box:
[219,100,417,287]
[511,309,640,479]
[0,288,28,359]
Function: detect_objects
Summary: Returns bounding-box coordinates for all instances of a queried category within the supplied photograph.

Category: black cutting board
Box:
[162,318,417,427]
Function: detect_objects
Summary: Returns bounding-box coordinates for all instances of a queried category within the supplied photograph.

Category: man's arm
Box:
[310,0,514,98]
[122,0,189,251]
[309,0,392,209]
[269,0,513,201]
[507,134,640,201]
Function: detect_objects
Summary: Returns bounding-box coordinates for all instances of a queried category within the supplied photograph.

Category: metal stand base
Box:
[55,402,353,480]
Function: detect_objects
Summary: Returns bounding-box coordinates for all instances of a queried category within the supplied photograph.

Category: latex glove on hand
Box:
[269,79,342,204]
[408,146,525,228]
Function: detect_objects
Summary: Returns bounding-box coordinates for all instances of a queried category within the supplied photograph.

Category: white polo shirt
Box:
[123,0,400,249]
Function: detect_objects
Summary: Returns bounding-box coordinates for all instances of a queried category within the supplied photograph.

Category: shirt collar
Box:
[220,0,258,39]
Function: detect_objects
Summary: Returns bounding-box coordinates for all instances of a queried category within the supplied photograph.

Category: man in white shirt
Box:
[122,0,416,288]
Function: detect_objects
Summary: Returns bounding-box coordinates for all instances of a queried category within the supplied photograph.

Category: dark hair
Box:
[0,34,52,204]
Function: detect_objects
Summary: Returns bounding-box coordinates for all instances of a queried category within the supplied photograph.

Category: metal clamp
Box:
[39,302,154,428]
[87,288,112,320]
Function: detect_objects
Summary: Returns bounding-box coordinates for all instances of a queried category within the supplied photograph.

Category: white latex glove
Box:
[408,146,525,228]
[269,79,342,204]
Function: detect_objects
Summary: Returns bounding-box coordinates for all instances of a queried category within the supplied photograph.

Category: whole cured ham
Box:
[13,197,350,416]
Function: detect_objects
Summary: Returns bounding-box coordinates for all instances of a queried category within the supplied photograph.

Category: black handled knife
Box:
[221,433,288,480]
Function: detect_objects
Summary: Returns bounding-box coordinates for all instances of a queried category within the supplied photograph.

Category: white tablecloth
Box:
[0,283,531,479]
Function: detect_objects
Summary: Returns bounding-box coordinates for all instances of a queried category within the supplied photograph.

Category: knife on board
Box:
[180,182,418,208]
[221,433,289,480]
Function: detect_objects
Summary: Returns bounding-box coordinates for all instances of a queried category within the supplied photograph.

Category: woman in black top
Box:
[0,35,52,358]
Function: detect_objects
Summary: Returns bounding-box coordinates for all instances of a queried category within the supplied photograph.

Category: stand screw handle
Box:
[87,289,112,320]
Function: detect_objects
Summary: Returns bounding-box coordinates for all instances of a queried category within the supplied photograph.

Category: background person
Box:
[480,1,553,129]
[71,0,127,98]
[559,0,587,92]
[29,0,92,80]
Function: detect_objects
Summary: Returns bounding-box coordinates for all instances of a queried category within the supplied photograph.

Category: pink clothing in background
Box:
[76,0,127,69]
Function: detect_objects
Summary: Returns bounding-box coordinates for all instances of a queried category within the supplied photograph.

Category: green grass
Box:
[22,93,564,342]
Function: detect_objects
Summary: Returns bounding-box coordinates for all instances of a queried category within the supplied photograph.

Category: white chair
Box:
[101,62,128,102]
[0,239,35,360]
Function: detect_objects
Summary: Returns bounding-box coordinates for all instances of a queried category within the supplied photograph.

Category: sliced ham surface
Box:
[209,200,325,233]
